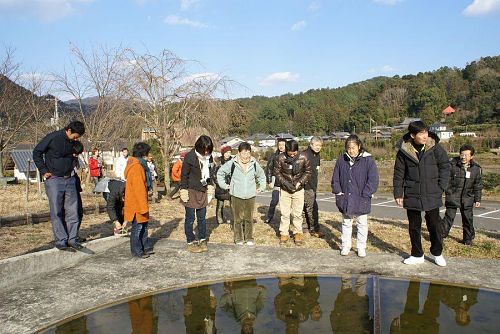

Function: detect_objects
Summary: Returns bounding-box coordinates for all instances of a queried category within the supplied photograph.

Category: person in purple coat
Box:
[332,135,379,257]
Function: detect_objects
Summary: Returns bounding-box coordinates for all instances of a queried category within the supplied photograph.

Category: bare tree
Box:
[121,49,232,189]
[53,44,133,150]
[0,46,34,177]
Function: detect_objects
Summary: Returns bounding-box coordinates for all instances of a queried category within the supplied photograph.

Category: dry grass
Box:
[1,192,499,260]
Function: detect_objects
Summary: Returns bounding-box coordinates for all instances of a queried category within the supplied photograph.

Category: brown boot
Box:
[294,233,304,246]
[187,242,203,253]
[310,231,324,238]
[199,240,208,252]
[279,235,289,245]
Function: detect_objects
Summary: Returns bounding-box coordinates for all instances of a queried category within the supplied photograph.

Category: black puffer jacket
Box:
[445,157,482,208]
[393,132,450,211]
[302,146,320,191]
[266,149,282,187]
[106,179,125,223]
[274,152,312,194]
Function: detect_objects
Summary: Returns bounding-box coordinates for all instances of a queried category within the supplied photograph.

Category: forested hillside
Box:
[229,56,499,136]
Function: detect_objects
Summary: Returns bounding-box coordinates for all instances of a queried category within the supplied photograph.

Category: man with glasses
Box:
[442,144,482,245]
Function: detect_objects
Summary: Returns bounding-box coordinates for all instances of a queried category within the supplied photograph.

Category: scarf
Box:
[139,157,152,191]
[285,153,301,175]
[195,150,211,182]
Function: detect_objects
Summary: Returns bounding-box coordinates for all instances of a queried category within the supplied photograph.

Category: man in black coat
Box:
[33,121,86,251]
[264,138,286,223]
[442,144,482,245]
[302,136,323,237]
[393,121,450,266]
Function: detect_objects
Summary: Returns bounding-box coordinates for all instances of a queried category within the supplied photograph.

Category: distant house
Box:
[443,105,455,116]
[219,136,245,149]
[275,133,296,141]
[392,117,422,132]
[371,131,392,140]
[429,122,453,141]
[459,132,477,138]
[10,149,37,182]
[330,131,351,140]
[247,133,276,147]
[141,127,157,141]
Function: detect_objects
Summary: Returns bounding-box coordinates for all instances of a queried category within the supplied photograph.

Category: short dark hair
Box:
[285,140,299,152]
[122,147,128,152]
[238,142,252,152]
[277,138,287,144]
[345,134,364,151]
[459,144,475,156]
[408,121,428,135]
[65,121,85,136]
[132,142,151,158]
[73,141,84,155]
[194,135,214,155]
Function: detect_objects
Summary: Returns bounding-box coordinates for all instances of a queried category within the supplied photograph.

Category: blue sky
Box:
[0,0,499,100]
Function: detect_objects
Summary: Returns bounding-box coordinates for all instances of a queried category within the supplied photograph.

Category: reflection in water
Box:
[331,275,372,333]
[128,296,158,334]
[183,286,216,334]
[46,275,499,334]
[220,279,267,334]
[274,275,321,334]
[390,282,441,334]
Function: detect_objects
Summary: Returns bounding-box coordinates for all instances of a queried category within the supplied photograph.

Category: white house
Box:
[429,122,453,141]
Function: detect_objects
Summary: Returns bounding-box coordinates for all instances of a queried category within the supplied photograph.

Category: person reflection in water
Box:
[330,275,371,333]
[220,279,267,334]
[128,296,158,334]
[274,275,322,334]
[390,281,442,334]
[440,286,478,326]
[184,285,217,334]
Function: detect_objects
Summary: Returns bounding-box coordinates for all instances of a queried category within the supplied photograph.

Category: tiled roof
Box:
[10,150,35,172]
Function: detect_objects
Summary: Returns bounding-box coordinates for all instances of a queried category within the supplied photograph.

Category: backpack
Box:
[215,161,257,200]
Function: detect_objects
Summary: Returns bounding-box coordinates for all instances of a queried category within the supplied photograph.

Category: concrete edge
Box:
[0,236,128,289]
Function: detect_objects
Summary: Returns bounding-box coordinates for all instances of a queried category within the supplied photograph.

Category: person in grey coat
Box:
[332,135,379,257]
[442,144,482,245]
[393,121,450,266]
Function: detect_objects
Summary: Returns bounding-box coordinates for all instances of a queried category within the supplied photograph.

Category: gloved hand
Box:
[207,185,215,196]
[282,180,295,193]
[180,189,189,202]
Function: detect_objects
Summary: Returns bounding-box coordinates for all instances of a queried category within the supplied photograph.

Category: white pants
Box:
[341,214,368,250]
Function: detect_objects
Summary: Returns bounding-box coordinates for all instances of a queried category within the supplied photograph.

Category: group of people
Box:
[34,120,482,264]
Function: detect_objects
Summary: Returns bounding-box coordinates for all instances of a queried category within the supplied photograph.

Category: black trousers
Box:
[443,205,475,242]
[407,208,443,257]
[303,189,319,232]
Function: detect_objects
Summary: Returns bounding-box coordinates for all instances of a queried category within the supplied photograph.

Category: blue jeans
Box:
[184,207,207,243]
[266,188,280,221]
[130,220,149,256]
[45,176,79,248]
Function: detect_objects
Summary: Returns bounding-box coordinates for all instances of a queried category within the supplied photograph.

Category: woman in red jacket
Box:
[88,148,102,184]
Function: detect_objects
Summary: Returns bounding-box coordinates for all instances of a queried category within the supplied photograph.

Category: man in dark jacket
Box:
[393,121,450,266]
[274,140,312,245]
[302,136,323,237]
[264,138,286,223]
[106,179,126,235]
[33,121,86,251]
[442,144,482,245]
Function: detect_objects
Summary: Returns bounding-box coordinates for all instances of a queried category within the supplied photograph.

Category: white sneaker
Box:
[246,241,254,246]
[403,256,425,265]
[357,249,366,258]
[430,254,447,267]
[340,248,350,256]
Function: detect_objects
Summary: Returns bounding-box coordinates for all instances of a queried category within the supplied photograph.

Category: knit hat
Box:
[220,145,232,155]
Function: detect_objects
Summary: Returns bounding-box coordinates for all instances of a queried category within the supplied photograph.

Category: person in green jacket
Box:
[217,142,266,245]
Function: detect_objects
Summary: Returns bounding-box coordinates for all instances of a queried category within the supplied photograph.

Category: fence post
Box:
[26,160,31,203]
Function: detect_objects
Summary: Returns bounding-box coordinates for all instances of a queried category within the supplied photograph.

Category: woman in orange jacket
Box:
[169,151,186,198]
[124,142,153,259]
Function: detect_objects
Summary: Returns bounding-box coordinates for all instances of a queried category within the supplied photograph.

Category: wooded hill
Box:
[229,55,499,136]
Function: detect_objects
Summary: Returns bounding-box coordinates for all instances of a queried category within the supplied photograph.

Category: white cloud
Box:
[164,15,208,28]
[259,72,300,86]
[0,0,94,21]
[308,1,321,12]
[291,20,307,31]
[181,0,201,11]
[463,0,500,16]
[373,0,402,5]
[368,65,396,73]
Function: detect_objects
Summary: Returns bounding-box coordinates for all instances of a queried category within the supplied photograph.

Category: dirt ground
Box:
[0,185,498,260]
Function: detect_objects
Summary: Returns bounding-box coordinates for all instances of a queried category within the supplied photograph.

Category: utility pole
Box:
[54,97,59,130]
